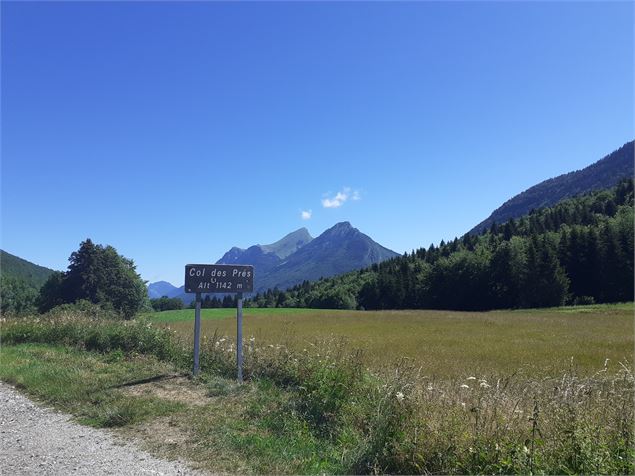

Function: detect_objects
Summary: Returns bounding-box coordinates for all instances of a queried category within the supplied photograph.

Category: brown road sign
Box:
[184,264,254,293]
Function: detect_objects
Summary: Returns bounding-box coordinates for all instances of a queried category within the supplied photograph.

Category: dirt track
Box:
[0,382,202,475]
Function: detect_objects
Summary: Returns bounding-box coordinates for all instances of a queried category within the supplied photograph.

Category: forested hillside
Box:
[0,250,55,289]
[248,180,634,310]
[469,141,634,235]
[0,250,56,314]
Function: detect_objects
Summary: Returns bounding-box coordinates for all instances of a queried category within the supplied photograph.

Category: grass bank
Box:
[1,309,634,474]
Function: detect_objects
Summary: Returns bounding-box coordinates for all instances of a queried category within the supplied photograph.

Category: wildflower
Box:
[460,384,470,389]
[523,445,530,455]
[249,337,255,343]
[395,392,404,402]
[219,338,226,343]
[461,402,466,409]
[427,385,433,391]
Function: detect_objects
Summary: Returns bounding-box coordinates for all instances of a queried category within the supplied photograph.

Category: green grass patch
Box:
[188,378,346,474]
[0,344,185,427]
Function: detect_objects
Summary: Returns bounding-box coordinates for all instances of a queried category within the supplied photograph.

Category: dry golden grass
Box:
[152,303,634,377]
[3,309,633,474]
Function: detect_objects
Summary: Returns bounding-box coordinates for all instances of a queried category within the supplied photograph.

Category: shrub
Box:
[150,296,184,312]
[574,295,596,305]
[1,312,181,363]
[46,300,119,320]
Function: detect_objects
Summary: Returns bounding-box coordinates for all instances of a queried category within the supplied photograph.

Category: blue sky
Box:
[1,2,633,285]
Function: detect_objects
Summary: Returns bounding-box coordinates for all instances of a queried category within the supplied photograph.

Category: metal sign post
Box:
[193,292,202,376]
[236,292,244,383]
[184,264,254,382]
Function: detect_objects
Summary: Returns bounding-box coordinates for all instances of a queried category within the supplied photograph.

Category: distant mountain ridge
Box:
[469,140,634,235]
[216,228,313,279]
[0,250,56,290]
[256,222,398,292]
[153,222,398,303]
[147,280,181,299]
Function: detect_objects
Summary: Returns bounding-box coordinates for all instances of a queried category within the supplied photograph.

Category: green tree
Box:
[37,271,66,313]
[598,224,631,302]
[0,276,38,315]
[37,239,148,318]
[151,296,184,311]
[489,238,525,308]
[521,237,569,308]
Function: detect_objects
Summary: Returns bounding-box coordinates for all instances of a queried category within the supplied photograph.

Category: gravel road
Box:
[0,382,203,475]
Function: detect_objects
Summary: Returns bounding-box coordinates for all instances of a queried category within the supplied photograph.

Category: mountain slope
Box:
[216,228,313,277]
[147,281,181,299]
[0,250,56,290]
[259,228,313,259]
[469,140,634,235]
[255,222,399,292]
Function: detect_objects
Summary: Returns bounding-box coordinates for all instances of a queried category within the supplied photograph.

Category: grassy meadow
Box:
[144,303,634,377]
[2,303,633,474]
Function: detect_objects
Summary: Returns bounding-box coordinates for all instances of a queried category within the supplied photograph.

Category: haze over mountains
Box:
[469,140,634,235]
[150,222,398,304]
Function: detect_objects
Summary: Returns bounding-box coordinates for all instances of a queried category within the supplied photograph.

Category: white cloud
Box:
[321,187,361,208]
[322,192,347,208]
[301,210,312,220]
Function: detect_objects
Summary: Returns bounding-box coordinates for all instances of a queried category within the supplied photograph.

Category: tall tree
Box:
[37,239,147,318]
[521,237,569,308]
